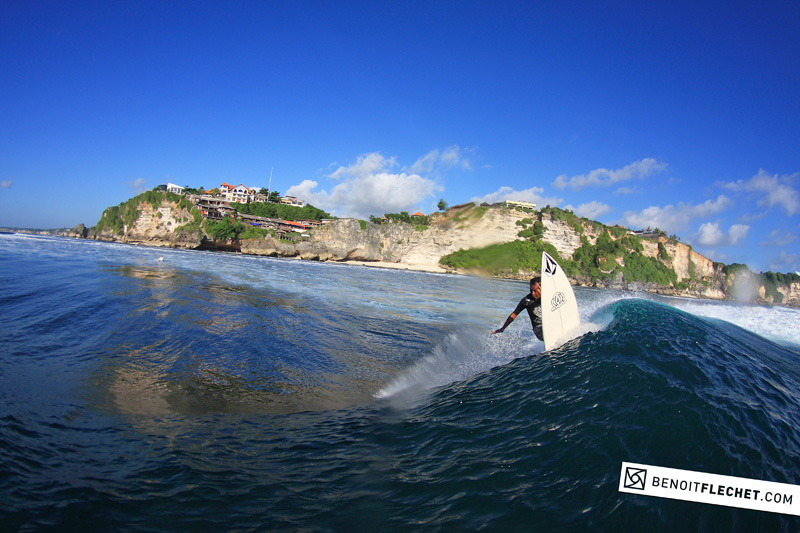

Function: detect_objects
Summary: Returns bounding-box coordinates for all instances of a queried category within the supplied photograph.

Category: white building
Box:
[166,183,185,195]
[280,196,306,208]
[220,182,256,203]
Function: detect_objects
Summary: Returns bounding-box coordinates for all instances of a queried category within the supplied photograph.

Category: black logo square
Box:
[624,467,647,490]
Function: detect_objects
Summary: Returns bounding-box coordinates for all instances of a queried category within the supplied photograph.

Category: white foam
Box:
[375,328,540,399]
[576,287,800,348]
[668,298,800,347]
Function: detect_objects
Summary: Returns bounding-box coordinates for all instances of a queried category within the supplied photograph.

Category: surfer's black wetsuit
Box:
[513,294,544,341]
[492,277,544,341]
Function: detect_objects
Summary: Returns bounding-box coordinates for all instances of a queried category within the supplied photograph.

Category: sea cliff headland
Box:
[7,189,800,307]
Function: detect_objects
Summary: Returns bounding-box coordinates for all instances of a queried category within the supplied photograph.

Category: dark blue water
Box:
[2,234,800,531]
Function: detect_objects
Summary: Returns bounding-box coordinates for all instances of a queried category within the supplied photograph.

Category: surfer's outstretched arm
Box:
[492,312,517,334]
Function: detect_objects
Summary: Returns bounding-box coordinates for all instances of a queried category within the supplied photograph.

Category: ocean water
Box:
[2,233,800,531]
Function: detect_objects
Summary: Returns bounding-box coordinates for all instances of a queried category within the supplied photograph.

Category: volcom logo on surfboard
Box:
[543,253,558,277]
[551,291,566,311]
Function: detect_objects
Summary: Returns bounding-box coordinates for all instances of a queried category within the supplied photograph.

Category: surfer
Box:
[492,277,544,341]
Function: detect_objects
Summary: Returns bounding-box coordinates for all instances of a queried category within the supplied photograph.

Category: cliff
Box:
[539,213,728,298]
[89,191,206,248]
[241,204,524,268]
[56,192,800,307]
[240,204,800,307]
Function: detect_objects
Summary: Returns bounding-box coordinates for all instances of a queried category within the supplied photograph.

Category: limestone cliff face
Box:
[775,282,800,306]
[540,213,584,258]
[637,239,715,282]
[92,198,204,248]
[399,206,526,266]
[241,205,528,267]
[636,238,728,299]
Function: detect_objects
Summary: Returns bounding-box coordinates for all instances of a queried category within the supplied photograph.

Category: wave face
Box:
[2,234,800,531]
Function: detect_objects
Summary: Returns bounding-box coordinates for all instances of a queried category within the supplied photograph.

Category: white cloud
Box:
[440,145,466,168]
[622,195,732,232]
[328,152,395,181]
[1,180,12,189]
[471,186,563,207]
[695,223,725,247]
[760,229,798,247]
[552,158,668,191]
[407,145,471,175]
[695,222,750,247]
[128,178,148,194]
[286,152,441,219]
[737,211,768,223]
[729,224,750,243]
[768,250,799,273]
[722,169,800,216]
[572,201,612,220]
[408,151,437,174]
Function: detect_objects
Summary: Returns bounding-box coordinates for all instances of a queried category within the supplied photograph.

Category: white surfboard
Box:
[541,251,580,350]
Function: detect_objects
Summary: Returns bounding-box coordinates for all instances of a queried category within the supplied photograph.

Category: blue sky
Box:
[1,1,798,273]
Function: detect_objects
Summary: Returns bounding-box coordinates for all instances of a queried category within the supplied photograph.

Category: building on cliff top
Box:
[220,183,259,203]
[280,196,306,208]
[167,183,185,195]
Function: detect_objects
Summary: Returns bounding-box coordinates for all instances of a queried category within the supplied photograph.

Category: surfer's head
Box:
[530,277,541,298]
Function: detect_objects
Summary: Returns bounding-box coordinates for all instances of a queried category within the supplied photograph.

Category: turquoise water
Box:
[2,234,800,531]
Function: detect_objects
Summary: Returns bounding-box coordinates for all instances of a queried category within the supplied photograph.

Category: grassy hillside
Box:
[440,206,679,287]
[440,205,800,301]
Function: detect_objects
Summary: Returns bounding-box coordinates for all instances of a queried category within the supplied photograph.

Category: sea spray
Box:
[376,328,539,399]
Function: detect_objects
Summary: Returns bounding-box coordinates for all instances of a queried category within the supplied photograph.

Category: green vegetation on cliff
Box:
[721,264,800,305]
[231,201,331,221]
[763,272,800,304]
[215,200,330,242]
[439,204,797,303]
[441,206,680,287]
[570,231,676,285]
[441,240,563,275]
[369,211,430,231]
[541,205,585,235]
[205,217,270,241]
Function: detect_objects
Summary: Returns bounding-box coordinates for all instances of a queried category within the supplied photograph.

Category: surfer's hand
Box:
[491,328,503,334]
